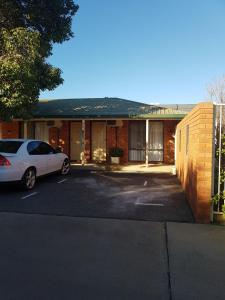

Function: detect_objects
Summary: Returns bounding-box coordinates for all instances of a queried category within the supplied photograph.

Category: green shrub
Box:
[109,147,124,157]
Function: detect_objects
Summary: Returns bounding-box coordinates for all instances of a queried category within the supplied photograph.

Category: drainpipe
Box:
[145,119,149,166]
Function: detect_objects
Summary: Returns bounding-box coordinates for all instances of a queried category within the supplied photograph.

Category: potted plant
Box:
[212,192,225,224]
[109,147,124,164]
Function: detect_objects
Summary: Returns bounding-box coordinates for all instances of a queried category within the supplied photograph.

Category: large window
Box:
[186,125,189,155]
[129,121,164,162]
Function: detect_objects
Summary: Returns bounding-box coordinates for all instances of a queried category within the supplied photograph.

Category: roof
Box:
[161,104,195,113]
[33,98,188,120]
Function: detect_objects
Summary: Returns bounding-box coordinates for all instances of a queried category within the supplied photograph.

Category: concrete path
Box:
[0,213,224,300]
[167,222,225,300]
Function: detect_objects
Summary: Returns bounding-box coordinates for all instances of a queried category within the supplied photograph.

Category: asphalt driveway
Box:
[0,169,194,222]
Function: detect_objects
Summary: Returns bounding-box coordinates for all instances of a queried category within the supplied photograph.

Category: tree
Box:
[0,0,79,120]
[207,75,225,103]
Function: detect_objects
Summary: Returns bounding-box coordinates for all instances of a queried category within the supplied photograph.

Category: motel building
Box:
[0,98,192,165]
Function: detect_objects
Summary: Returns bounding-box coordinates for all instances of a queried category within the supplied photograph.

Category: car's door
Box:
[27,141,48,176]
[38,142,62,173]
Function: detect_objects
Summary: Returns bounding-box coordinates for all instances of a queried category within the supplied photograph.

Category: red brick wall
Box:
[0,121,20,139]
[164,120,180,164]
[106,120,129,164]
[58,121,70,156]
[49,127,59,149]
[85,121,91,162]
[176,103,214,223]
[117,120,129,164]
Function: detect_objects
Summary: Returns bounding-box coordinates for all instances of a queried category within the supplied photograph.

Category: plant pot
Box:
[213,212,225,225]
[111,156,120,164]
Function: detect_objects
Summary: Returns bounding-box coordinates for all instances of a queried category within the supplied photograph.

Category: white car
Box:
[0,139,70,190]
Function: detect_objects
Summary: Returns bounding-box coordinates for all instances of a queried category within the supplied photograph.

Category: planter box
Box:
[213,212,225,225]
[111,157,120,164]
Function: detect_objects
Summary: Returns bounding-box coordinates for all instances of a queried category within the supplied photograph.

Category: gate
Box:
[212,103,225,218]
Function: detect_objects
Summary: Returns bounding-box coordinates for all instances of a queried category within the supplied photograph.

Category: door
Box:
[129,121,145,161]
[148,122,163,162]
[70,122,82,161]
[27,141,49,176]
[92,122,106,162]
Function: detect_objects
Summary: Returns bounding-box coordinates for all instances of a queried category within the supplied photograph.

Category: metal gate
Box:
[212,103,225,216]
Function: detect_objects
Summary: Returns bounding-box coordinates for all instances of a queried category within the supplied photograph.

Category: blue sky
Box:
[40,0,225,104]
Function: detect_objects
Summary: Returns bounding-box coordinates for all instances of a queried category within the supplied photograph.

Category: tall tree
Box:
[0,0,79,120]
[207,75,225,103]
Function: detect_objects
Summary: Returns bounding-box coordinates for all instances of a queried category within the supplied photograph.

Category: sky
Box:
[40,0,225,104]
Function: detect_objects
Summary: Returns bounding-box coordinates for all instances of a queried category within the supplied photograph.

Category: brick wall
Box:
[49,127,60,149]
[164,120,179,164]
[176,102,214,223]
[106,120,129,164]
[58,121,70,156]
[0,121,20,139]
[85,121,91,162]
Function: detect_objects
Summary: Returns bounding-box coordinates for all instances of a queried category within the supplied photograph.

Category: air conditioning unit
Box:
[107,120,123,127]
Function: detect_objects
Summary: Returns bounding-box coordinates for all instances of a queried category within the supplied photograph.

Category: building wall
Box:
[176,102,214,223]
[106,120,129,164]
[0,121,20,139]
[0,119,179,166]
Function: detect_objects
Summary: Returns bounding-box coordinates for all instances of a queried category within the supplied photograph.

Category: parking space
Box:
[0,168,194,222]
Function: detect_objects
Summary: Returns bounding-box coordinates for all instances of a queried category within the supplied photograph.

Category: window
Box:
[179,130,182,152]
[27,141,55,155]
[186,125,189,155]
[38,142,55,155]
[27,141,41,155]
[0,141,23,153]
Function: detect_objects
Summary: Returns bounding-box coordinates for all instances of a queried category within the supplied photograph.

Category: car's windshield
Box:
[0,141,24,153]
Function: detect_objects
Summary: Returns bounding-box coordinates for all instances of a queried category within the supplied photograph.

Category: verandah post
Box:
[145,119,149,166]
[81,120,85,165]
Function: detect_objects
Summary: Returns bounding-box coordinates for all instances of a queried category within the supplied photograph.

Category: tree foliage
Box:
[0,0,79,120]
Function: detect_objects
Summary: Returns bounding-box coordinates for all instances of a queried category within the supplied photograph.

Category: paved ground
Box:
[0,169,193,222]
[0,213,225,300]
[168,222,225,300]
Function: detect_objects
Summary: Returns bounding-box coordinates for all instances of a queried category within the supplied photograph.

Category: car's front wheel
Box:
[61,159,70,175]
[22,168,36,190]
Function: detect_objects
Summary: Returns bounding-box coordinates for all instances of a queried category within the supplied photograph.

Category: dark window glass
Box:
[0,141,23,153]
[27,141,55,155]
[38,142,55,155]
[27,141,41,155]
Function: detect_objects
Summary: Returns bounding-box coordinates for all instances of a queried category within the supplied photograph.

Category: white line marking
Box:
[143,180,148,186]
[57,179,67,184]
[135,203,164,206]
[21,192,38,200]
[90,171,97,174]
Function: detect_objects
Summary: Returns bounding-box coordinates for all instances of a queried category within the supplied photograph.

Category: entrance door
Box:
[129,121,145,161]
[70,122,82,161]
[92,122,106,162]
[148,122,163,162]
